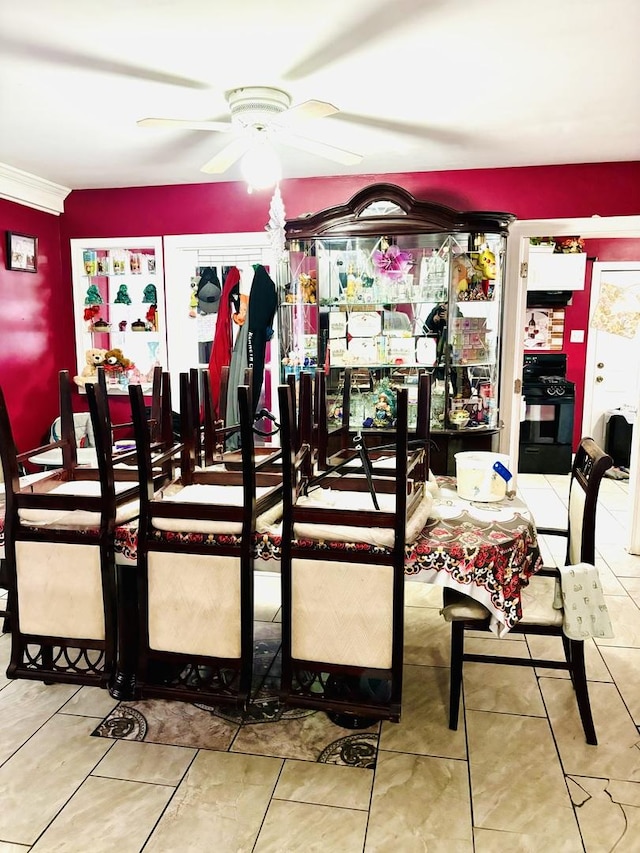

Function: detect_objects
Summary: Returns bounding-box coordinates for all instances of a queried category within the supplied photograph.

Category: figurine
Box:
[114,284,132,304]
[84,284,103,305]
[373,391,394,427]
[142,284,158,304]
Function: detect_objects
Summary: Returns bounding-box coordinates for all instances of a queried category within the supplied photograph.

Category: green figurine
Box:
[114,284,132,305]
[84,284,103,305]
[142,284,158,304]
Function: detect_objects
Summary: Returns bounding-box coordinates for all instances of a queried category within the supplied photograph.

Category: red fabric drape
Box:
[207,266,240,418]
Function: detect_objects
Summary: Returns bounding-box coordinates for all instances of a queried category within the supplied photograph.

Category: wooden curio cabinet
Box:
[281,184,516,473]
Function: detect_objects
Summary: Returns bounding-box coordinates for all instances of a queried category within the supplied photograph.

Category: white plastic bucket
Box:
[455,452,511,502]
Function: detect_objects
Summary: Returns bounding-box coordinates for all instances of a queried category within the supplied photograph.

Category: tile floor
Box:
[0,473,639,852]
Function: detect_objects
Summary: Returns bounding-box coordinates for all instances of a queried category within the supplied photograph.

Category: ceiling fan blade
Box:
[0,33,209,89]
[278,131,363,165]
[336,112,471,145]
[282,100,339,121]
[284,0,444,80]
[138,118,233,132]
[200,137,252,174]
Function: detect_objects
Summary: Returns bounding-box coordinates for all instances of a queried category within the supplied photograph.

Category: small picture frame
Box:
[6,231,38,272]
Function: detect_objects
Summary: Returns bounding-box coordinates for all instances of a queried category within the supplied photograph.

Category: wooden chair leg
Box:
[569,639,597,746]
[0,559,9,633]
[449,621,465,731]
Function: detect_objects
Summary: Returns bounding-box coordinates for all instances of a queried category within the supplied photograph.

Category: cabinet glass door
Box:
[284,232,504,435]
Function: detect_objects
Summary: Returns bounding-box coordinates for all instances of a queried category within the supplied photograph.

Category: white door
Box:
[583,263,640,448]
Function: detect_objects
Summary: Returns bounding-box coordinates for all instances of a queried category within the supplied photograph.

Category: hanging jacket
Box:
[247,265,278,411]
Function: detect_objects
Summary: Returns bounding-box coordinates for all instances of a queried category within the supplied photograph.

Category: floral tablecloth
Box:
[0,478,541,636]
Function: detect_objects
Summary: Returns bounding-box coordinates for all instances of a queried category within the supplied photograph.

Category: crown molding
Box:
[0,162,71,215]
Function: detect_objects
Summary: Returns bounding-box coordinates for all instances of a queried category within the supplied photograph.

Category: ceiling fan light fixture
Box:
[240,139,281,193]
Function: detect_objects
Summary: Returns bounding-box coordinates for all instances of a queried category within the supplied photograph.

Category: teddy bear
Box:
[74,347,107,388]
[103,348,134,372]
[81,348,107,377]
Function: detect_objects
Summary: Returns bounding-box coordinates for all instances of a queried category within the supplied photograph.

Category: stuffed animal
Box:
[104,348,134,372]
[452,255,474,296]
[80,348,107,377]
[475,248,496,280]
[299,272,317,304]
[74,348,107,388]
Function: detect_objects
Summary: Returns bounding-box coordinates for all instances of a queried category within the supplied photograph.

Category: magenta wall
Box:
[0,198,76,452]
[59,161,640,450]
[4,161,640,452]
[61,162,640,240]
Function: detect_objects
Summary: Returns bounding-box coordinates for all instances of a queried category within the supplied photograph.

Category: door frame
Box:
[503,216,640,555]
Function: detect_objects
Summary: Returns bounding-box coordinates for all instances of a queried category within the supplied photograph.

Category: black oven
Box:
[519,354,575,474]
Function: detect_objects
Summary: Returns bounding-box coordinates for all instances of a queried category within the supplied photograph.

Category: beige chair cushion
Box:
[291,557,394,668]
[440,574,563,629]
[147,551,242,658]
[519,575,564,627]
[293,489,433,547]
[15,540,105,639]
[152,484,281,534]
[18,480,139,528]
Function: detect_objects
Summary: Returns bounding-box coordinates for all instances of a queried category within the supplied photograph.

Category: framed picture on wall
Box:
[523,307,565,350]
[5,231,38,273]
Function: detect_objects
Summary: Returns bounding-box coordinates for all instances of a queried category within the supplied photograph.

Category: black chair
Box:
[128,376,281,708]
[278,382,431,724]
[0,374,142,688]
[441,437,613,745]
[316,368,431,481]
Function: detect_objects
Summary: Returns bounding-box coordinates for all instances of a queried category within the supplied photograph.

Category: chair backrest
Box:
[566,436,613,565]
[198,366,257,467]
[129,379,281,706]
[314,368,431,474]
[0,375,140,689]
[0,369,80,486]
[277,382,426,721]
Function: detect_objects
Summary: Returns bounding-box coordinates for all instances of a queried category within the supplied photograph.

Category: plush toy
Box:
[452,255,474,296]
[475,248,496,280]
[74,347,107,387]
[104,348,134,372]
[81,348,107,377]
[299,272,317,304]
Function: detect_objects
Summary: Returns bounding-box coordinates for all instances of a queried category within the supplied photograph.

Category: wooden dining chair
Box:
[441,436,613,745]
[128,375,282,708]
[277,382,432,724]
[315,369,432,483]
[0,373,143,689]
[193,365,282,472]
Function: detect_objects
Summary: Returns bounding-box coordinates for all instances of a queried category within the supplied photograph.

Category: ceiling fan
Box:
[137,86,363,175]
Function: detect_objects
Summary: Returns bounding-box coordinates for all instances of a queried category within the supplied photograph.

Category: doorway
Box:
[583,262,640,450]
[503,217,640,555]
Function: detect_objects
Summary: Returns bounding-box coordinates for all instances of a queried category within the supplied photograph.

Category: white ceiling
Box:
[1,0,639,191]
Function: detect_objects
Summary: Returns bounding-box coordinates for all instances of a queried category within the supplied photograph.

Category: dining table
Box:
[0,477,541,639]
[106,476,540,637]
